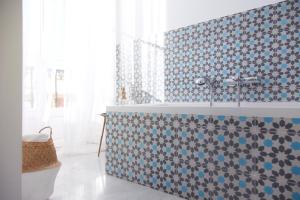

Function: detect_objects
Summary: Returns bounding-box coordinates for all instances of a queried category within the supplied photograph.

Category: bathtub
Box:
[105,102,300,199]
[106,102,300,118]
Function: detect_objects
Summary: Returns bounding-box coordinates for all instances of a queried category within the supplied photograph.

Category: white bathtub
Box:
[106,102,300,118]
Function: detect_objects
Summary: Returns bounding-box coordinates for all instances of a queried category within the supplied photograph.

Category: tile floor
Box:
[50,151,184,200]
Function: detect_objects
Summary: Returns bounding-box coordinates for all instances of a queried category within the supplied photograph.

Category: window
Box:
[54,69,64,107]
[23,67,34,108]
[47,68,65,108]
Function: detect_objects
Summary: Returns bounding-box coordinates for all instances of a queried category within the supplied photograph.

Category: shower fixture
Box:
[224,75,261,107]
[195,77,216,107]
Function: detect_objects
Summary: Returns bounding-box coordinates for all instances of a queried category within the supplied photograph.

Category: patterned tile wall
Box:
[105,112,300,200]
[164,0,300,102]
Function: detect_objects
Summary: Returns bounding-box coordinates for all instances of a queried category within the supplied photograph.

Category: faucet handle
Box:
[224,77,237,86]
[241,76,261,86]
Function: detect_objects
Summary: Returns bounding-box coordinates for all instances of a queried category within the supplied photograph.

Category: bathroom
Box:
[0,0,299,199]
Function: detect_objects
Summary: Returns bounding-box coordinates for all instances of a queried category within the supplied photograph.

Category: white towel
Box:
[22,133,50,142]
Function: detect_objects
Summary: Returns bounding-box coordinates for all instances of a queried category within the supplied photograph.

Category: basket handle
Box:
[38,126,53,139]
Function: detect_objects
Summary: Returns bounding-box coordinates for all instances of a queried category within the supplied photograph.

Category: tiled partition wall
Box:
[164,0,300,102]
[105,112,300,200]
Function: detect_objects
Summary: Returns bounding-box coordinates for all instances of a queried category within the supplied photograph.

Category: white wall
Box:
[0,0,22,199]
[166,0,284,31]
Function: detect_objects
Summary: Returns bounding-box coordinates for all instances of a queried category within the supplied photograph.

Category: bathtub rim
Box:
[106,102,300,118]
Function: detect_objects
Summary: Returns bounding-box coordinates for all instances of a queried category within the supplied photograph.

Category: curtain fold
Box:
[115,0,166,105]
[23,0,115,155]
[116,37,165,104]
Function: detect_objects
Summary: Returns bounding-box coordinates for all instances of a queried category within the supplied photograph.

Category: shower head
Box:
[195,77,207,86]
[195,76,215,107]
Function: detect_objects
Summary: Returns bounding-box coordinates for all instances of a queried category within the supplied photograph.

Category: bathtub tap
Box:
[195,77,216,107]
[225,75,261,107]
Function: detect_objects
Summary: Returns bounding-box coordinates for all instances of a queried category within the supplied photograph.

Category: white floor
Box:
[49,149,184,200]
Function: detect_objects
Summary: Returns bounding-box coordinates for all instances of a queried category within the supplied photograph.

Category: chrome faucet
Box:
[195,77,216,107]
[225,75,261,107]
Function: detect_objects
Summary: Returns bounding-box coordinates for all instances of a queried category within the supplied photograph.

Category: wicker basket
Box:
[22,127,59,173]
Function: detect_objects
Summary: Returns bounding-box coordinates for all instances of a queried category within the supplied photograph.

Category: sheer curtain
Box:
[62,0,116,154]
[115,0,166,104]
[23,0,115,155]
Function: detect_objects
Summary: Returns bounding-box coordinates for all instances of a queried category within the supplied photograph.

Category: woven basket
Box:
[22,127,59,173]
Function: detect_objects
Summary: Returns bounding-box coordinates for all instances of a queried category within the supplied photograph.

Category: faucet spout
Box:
[224,75,261,107]
[209,84,213,107]
[237,77,241,107]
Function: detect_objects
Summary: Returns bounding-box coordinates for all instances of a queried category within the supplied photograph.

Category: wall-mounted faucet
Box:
[225,75,261,107]
[195,77,216,107]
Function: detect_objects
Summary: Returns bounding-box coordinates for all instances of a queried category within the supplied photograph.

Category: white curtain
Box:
[115,0,166,104]
[23,0,115,155]
[62,0,115,154]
